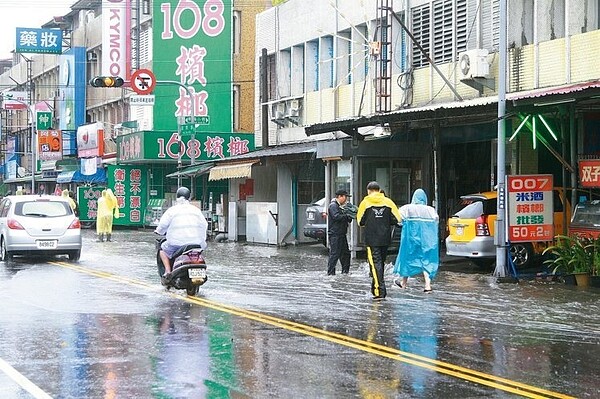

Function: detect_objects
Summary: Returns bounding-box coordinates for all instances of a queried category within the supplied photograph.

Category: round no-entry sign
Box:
[130,69,156,95]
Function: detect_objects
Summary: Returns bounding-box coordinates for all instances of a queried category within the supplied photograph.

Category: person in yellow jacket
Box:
[96,188,119,242]
[356,181,401,300]
[61,189,77,213]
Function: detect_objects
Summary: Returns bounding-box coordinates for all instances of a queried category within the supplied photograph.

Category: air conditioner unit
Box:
[458,49,490,79]
[288,99,300,117]
[271,102,286,120]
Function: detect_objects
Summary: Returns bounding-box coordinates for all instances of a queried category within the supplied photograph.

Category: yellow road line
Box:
[51,261,575,399]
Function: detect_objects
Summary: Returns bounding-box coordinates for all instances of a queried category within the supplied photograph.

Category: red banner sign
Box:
[579,159,600,188]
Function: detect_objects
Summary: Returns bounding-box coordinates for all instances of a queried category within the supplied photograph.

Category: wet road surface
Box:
[0,229,598,398]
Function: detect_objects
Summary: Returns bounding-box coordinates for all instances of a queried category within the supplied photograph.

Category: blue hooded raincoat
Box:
[393,189,440,279]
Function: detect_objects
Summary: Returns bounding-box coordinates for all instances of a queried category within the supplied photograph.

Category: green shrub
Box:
[543,234,600,275]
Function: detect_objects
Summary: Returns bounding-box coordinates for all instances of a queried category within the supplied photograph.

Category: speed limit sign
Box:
[130,69,156,95]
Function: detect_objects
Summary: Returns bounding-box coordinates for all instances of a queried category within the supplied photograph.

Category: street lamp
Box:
[1,94,36,194]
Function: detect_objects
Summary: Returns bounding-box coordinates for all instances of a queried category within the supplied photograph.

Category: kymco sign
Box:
[102,0,131,79]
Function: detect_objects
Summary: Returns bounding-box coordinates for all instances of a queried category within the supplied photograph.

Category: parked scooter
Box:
[156,237,208,296]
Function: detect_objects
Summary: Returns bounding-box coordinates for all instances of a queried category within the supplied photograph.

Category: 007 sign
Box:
[507,175,554,243]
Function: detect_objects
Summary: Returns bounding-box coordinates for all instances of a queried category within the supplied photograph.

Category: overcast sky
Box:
[0,0,74,60]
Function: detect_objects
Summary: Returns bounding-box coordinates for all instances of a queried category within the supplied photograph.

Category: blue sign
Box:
[15,28,62,54]
[58,48,87,133]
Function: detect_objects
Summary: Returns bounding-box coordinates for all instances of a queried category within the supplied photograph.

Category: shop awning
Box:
[165,163,214,179]
[208,160,259,181]
[73,168,107,184]
[56,170,76,183]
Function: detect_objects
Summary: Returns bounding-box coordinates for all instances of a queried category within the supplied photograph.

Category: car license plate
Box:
[188,268,206,279]
[307,213,315,221]
[37,240,58,249]
[456,227,464,236]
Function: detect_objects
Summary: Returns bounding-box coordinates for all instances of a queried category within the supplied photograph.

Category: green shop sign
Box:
[107,164,148,227]
[117,131,254,163]
[77,186,106,222]
[153,0,232,133]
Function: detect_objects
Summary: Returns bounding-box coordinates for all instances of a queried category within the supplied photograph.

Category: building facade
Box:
[254,0,600,251]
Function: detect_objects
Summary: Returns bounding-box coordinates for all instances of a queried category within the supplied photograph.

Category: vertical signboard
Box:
[153,0,232,133]
[507,174,554,242]
[102,0,131,78]
[4,136,18,180]
[58,47,87,132]
[108,164,147,227]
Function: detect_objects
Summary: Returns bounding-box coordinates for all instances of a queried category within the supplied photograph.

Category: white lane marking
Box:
[0,357,53,399]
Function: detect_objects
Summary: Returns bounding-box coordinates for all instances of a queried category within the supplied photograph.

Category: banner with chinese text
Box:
[15,28,62,54]
[116,131,254,163]
[152,0,232,133]
[507,174,554,243]
[77,186,106,222]
[38,130,63,161]
[579,159,600,188]
[108,165,148,227]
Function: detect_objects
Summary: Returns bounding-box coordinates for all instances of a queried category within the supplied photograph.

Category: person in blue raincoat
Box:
[393,188,439,292]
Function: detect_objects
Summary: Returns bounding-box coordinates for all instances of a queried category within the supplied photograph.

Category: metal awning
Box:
[208,160,259,181]
[165,163,214,179]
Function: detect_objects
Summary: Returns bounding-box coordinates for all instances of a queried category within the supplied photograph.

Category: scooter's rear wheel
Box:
[186,285,199,296]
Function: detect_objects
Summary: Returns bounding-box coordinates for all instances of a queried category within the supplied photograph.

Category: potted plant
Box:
[589,237,600,288]
[543,235,593,286]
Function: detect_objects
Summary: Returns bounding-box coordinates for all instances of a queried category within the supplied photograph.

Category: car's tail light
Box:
[321,212,327,219]
[69,218,81,229]
[475,215,490,236]
[7,219,25,230]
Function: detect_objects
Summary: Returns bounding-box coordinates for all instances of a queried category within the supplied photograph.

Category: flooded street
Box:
[0,228,598,398]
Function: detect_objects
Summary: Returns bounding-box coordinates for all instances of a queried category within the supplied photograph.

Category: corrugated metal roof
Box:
[508,80,600,101]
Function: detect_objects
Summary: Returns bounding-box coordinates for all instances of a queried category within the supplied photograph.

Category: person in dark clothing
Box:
[327,189,353,275]
[356,181,401,300]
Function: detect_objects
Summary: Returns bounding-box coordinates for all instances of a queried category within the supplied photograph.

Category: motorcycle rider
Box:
[154,187,208,284]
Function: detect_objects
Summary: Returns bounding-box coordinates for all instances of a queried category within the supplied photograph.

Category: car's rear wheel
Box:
[68,250,81,261]
[509,242,534,269]
[186,285,199,296]
[0,238,13,262]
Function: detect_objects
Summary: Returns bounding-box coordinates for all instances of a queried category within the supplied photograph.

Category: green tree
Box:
[272,0,288,5]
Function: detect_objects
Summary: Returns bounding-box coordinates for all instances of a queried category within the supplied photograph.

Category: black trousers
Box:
[366,246,388,298]
[327,234,350,275]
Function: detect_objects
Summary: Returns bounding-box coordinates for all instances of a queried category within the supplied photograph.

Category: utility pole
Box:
[494,0,508,277]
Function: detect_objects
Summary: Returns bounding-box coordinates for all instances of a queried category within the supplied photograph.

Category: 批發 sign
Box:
[507,174,554,243]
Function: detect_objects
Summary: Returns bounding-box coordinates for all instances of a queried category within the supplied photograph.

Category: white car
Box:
[0,195,82,261]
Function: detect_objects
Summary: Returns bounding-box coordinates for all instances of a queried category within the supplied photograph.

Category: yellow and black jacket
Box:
[356,192,401,246]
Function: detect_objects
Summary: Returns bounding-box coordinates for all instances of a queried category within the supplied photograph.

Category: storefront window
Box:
[360,159,421,206]
[297,157,325,204]
[334,160,352,193]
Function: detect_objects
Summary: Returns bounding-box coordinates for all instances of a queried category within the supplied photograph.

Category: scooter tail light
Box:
[68,218,81,229]
[475,215,490,236]
[7,219,25,230]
